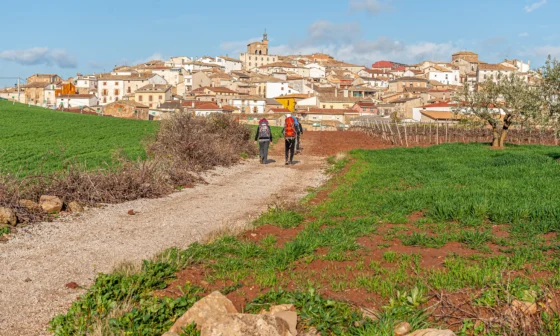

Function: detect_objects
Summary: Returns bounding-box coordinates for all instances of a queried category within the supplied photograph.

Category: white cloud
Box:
[132,52,165,65]
[524,0,547,12]
[522,45,560,58]
[519,32,529,37]
[268,20,457,65]
[220,37,262,55]
[349,0,392,14]
[0,47,77,68]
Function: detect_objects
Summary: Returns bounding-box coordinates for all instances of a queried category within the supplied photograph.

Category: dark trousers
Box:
[258,141,270,163]
[285,138,296,163]
[296,134,301,151]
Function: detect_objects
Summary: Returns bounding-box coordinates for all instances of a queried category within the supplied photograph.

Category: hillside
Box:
[0,101,158,175]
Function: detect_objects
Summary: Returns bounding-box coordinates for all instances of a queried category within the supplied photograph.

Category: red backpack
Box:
[284,117,296,138]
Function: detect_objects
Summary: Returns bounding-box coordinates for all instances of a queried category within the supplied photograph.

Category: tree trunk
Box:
[498,129,508,147]
[492,130,500,147]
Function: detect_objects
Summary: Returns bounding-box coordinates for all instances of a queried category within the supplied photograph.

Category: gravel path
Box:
[0,153,326,336]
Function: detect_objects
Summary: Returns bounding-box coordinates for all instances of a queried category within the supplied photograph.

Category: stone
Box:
[406,329,456,336]
[0,207,17,226]
[39,195,63,214]
[200,313,293,336]
[261,304,297,336]
[167,291,238,334]
[19,199,40,211]
[128,209,135,215]
[394,321,412,336]
[65,282,79,289]
[68,201,85,213]
[511,299,538,316]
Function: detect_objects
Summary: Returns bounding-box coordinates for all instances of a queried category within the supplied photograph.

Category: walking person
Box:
[283,114,297,165]
[295,116,303,153]
[255,118,272,164]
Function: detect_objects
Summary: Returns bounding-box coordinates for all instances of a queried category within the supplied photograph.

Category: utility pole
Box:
[17,77,20,103]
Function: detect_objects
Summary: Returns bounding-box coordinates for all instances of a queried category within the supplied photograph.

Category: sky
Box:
[1,0,559,87]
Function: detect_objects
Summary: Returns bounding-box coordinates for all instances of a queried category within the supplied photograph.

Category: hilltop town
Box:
[0,31,539,129]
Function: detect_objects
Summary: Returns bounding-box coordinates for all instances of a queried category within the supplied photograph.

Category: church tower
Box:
[262,29,269,55]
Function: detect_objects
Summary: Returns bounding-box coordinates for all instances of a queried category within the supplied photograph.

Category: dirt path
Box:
[0,131,380,335]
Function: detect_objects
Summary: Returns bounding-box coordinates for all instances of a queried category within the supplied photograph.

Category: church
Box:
[239,31,279,71]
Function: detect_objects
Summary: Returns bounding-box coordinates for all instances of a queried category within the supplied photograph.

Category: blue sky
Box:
[1,0,559,86]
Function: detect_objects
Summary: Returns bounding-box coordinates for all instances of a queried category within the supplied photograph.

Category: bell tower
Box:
[262,29,269,55]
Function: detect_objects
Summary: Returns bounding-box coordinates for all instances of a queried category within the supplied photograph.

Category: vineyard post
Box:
[436,122,439,145]
[389,122,396,144]
[396,121,403,146]
[415,123,418,144]
[404,122,409,147]
[445,122,449,143]
[429,123,432,144]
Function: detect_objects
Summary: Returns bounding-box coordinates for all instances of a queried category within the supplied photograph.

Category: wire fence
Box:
[351,120,559,147]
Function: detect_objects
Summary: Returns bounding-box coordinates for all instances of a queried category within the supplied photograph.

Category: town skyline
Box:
[0,0,559,86]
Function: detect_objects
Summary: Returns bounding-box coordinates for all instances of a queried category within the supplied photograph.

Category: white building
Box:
[148,67,185,86]
[501,59,530,73]
[75,75,98,94]
[97,72,167,105]
[44,83,57,107]
[214,56,243,73]
[56,94,99,109]
[477,64,514,83]
[425,66,460,86]
[304,63,326,79]
[166,56,193,68]
[232,95,266,113]
[265,81,290,98]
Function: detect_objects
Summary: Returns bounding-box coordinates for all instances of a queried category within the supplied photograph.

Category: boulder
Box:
[0,207,17,226]
[19,199,40,211]
[511,300,538,316]
[394,321,412,336]
[261,304,297,336]
[406,329,456,336]
[68,201,85,213]
[167,291,237,334]
[200,313,293,336]
[39,196,63,214]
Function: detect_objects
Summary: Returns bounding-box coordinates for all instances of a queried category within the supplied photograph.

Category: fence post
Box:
[429,123,432,144]
[436,122,439,145]
[404,122,409,147]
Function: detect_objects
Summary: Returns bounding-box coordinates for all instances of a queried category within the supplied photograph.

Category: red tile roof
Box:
[420,102,457,108]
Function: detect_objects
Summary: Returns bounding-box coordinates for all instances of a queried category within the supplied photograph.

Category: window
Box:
[103,82,107,86]
[149,95,153,102]
[139,96,143,102]
[103,97,107,103]
[114,89,119,95]
[149,104,153,108]
[102,89,108,96]
[127,87,131,93]
[158,95,162,100]
[281,87,284,91]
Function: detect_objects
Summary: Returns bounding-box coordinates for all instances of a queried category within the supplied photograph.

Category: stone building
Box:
[240,31,279,71]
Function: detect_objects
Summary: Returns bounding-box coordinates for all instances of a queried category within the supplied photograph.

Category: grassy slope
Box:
[50,143,560,335]
[0,101,158,175]
[248,124,283,143]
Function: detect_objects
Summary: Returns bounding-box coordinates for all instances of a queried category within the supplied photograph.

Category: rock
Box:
[395,321,412,336]
[406,329,456,336]
[361,307,378,321]
[168,291,238,334]
[19,199,40,211]
[68,201,85,213]
[24,278,32,282]
[128,209,135,215]
[39,195,63,214]
[200,313,293,336]
[0,207,17,226]
[511,299,538,316]
[65,282,79,289]
[261,304,297,336]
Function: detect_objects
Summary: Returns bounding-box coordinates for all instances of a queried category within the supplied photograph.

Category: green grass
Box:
[50,143,560,335]
[0,101,158,175]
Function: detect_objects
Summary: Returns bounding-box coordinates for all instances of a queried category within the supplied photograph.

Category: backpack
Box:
[284,117,296,138]
[258,123,270,139]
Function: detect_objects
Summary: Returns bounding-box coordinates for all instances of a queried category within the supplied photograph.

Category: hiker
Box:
[255,118,272,164]
[282,114,297,165]
[295,116,304,153]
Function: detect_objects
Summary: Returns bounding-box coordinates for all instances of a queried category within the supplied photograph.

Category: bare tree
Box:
[455,73,542,147]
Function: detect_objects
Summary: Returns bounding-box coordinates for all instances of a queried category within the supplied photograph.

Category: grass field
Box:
[0,101,158,175]
[50,145,560,334]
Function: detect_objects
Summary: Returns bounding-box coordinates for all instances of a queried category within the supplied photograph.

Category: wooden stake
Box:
[404,122,409,147]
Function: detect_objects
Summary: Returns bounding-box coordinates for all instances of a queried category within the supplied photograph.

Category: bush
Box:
[0,113,257,224]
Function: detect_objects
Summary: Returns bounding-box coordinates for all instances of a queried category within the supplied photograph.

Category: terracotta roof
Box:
[275,94,309,99]
[259,62,296,68]
[303,108,358,115]
[23,82,49,88]
[452,51,478,56]
[420,111,467,120]
[56,94,95,99]
[391,97,422,104]
[390,76,429,83]
[354,101,376,107]
[218,56,242,63]
[107,100,149,108]
[478,64,514,71]
[136,84,172,93]
[199,86,237,94]
[268,108,291,113]
[98,73,155,81]
[421,102,457,108]
[233,95,265,101]
[192,102,223,110]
